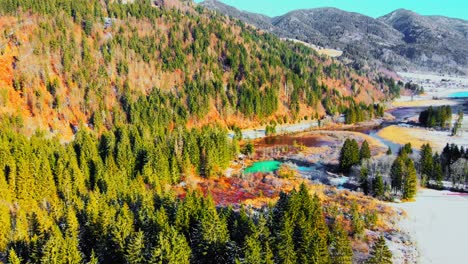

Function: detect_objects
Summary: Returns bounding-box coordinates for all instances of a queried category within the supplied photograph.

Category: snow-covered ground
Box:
[391,188,468,264]
[398,72,468,98]
[393,72,468,108]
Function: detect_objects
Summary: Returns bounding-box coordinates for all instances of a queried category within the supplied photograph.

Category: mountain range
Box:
[200,0,468,75]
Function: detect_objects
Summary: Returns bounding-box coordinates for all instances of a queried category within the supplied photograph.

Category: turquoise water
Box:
[244,160,282,174]
[448,91,468,98]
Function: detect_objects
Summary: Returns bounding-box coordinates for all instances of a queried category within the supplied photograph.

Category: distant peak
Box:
[384,8,419,18]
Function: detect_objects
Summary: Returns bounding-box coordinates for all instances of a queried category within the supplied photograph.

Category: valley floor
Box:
[391,188,468,264]
[377,125,468,152]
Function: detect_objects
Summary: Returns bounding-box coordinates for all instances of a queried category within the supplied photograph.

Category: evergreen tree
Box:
[366,236,392,264]
[330,221,353,264]
[400,143,413,156]
[339,139,360,173]
[125,231,145,264]
[0,203,11,252]
[390,156,404,194]
[264,242,274,264]
[360,140,371,161]
[350,202,364,238]
[192,196,230,264]
[8,248,22,264]
[360,166,370,195]
[244,232,264,264]
[386,147,392,155]
[277,217,297,264]
[433,161,444,188]
[88,250,99,264]
[402,160,417,200]
[420,144,433,183]
[374,173,385,198]
[150,228,191,264]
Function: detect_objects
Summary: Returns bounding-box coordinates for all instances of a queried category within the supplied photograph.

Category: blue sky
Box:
[195,0,468,20]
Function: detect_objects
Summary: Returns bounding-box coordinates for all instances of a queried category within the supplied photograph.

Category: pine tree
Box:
[433,162,444,188]
[192,196,230,264]
[420,144,433,183]
[150,227,191,264]
[350,202,364,238]
[264,242,274,264]
[399,143,413,156]
[366,236,392,264]
[8,248,22,264]
[125,231,145,264]
[374,173,384,198]
[307,194,331,264]
[244,232,264,264]
[88,250,99,264]
[360,165,370,195]
[390,156,404,193]
[277,217,297,264]
[63,235,83,264]
[386,147,392,155]
[402,160,417,200]
[339,139,360,173]
[330,221,353,264]
[360,140,371,161]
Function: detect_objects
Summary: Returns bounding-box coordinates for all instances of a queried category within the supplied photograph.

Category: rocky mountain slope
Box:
[200,1,468,75]
[379,9,468,74]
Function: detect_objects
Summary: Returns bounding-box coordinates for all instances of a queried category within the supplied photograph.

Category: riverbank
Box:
[391,97,458,108]
[378,123,468,153]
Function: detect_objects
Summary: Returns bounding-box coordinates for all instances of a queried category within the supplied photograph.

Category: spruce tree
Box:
[374,173,385,198]
[403,160,417,200]
[360,140,371,161]
[433,162,444,188]
[0,203,11,252]
[390,157,404,193]
[360,166,370,195]
[400,143,413,156]
[244,233,264,264]
[366,236,392,264]
[88,250,99,264]
[277,217,297,264]
[150,228,191,264]
[350,202,364,238]
[420,144,433,183]
[386,147,392,155]
[330,221,353,264]
[339,139,360,173]
[8,249,22,264]
[125,231,145,264]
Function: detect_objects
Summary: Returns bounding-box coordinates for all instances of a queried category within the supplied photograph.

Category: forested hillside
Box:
[0,0,397,263]
[201,1,468,75]
[0,0,389,140]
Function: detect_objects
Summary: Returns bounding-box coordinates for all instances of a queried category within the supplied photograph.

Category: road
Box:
[228,120,320,139]
[228,115,348,140]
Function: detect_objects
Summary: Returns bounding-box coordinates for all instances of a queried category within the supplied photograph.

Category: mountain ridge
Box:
[200,0,468,75]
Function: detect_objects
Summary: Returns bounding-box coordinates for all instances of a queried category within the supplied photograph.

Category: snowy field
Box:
[393,72,468,108]
[391,189,468,264]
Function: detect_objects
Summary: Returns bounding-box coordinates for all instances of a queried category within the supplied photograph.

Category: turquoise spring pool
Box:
[448,91,468,98]
[244,160,282,174]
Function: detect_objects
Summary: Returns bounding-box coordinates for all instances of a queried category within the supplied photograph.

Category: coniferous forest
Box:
[0,0,392,140]
[0,0,402,263]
